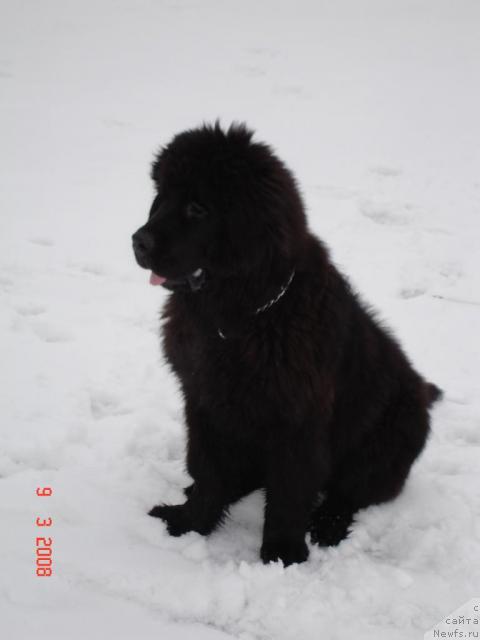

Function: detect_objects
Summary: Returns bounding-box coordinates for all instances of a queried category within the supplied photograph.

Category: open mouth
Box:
[149,272,167,286]
[149,268,206,292]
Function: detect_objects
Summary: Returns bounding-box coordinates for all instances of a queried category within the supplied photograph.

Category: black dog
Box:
[132,123,441,566]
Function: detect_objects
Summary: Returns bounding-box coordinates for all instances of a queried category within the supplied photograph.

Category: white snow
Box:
[1,1,479,639]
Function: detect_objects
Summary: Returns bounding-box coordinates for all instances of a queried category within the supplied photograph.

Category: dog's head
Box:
[132,122,307,291]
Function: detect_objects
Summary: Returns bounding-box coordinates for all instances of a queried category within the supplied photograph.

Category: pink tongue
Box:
[149,272,167,286]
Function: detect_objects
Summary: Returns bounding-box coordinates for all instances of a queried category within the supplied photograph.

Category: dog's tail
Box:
[426,382,443,407]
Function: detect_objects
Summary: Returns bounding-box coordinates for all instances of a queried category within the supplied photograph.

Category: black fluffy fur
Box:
[133,123,441,566]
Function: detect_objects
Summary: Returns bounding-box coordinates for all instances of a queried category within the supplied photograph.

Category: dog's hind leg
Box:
[310,395,430,546]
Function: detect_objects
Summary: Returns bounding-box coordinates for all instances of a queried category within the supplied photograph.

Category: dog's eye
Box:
[186,202,208,220]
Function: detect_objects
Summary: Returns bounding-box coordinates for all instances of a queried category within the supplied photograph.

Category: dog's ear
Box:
[226,122,254,145]
[213,155,308,275]
[150,147,167,186]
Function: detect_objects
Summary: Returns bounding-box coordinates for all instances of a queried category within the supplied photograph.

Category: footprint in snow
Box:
[246,47,280,59]
[102,118,132,128]
[369,166,402,177]
[89,389,131,419]
[451,427,480,445]
[31,321,73,343]
[0,276,14,291]
[0,59,13,79]
[311,184,359,200]
[438,262,463,284]
[272,84,307,97]
[29,237,54,247]
[422,226,451,236]
[398,287,426,300]
[15,303,46,316]
[235,64,267,78]
[68,261,108,276]
[358,199,413,226]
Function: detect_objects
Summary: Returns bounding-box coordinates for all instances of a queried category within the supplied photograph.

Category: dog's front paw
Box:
[148,504,192,537]
[260,537,309,566]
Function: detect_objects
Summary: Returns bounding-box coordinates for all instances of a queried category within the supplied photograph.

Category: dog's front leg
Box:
[149,403,229,536]
[261,429,328,566]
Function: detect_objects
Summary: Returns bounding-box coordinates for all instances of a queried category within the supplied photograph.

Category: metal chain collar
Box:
[217,270,295,340]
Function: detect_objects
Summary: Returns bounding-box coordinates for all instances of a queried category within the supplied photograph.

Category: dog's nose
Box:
[132,229,154,260]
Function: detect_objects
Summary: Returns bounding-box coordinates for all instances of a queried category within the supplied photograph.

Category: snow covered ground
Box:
[1,1,479,638]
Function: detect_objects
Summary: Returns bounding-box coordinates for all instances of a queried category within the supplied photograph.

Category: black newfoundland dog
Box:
[132,123,441,566]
